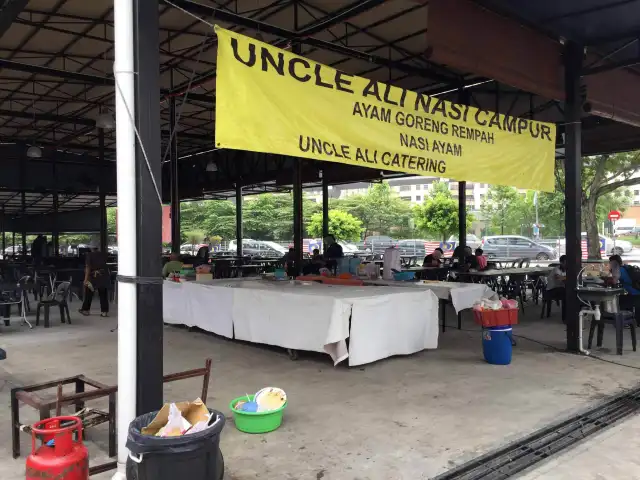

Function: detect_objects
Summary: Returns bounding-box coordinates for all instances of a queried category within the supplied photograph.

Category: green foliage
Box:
[331,182,412,238]
[185,230,205,246]
[107,207,116,234]
[414,182,472,241]
[307,210,363,241]
[181,200,237,240]
[481,186,530,235]
[556,152,640,257]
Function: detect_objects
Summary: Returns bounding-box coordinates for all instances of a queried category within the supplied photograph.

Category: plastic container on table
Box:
[229,394,287,434]
[125,409,225,480]
[482,326,513,365]
[348,257,362,275]
[393,271,415,281]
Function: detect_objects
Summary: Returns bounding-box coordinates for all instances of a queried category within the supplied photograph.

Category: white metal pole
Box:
[113,0,137,477]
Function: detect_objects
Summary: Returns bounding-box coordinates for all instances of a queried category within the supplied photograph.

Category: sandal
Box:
[78,310,90,316]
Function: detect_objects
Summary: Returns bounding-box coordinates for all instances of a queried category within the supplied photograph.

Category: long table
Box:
[363,280,494,313]
[163,278,439,366]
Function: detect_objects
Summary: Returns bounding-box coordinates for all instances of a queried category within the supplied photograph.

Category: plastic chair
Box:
[36,281,71,328]
[0,285,30,329]
[588,310,637,355]
[540,286,565,320]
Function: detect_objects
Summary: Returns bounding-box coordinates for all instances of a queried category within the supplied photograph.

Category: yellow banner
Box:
[214,27,556,192]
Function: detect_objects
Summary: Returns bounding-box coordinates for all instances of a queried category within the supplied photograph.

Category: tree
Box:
[332,182,412,238]
[181,200,237,240]
[481,186,527,235]
[414,181,473,241]
[536,191,565,237]
[184,230,205,250]
[555,152,640,257]
[107,207,117,234]
[179,193,321,242]
[307,210,363,241]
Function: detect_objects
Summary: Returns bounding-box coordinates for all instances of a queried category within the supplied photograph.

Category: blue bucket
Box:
[482,327,513,365]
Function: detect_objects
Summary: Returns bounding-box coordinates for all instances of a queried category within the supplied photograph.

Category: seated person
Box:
[610,254,640,325]
[475,248,488,271]
[282,248,297,277]
[323,235,343,273]
[464,246,478,270]
[162,253,183,278]
[303,249,325,275]
[544,254,566,321]
[423,247,444,267]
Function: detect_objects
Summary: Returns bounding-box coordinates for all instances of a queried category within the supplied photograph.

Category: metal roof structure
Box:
[0,0,639,208]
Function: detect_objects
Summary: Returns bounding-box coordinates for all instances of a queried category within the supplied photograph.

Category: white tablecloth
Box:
[163,280,438,366]
[364,280,494,313]
[163,281,234,338]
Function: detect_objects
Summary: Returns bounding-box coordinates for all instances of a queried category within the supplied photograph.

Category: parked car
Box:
[356,235,397,254]
[614,225,636,237]
[180,242,207,255]
[228,239,287,257]
[447,234,482,250]
[592,234,632,255]
[557,234,633,256]
[397,239,429,257]
[338,241,367,256]
[481,235,558,260]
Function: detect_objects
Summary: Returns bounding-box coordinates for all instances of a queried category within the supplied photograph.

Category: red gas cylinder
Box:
[25,416,88,480]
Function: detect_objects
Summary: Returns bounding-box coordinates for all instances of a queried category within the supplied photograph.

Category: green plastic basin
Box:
[229,395,287,434]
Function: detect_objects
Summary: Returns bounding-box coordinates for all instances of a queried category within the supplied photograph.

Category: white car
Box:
[604,237,632,255]
[560,234,633,255]
[338,241,359,253]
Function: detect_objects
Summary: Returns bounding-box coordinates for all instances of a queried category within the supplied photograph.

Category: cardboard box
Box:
[142,398,210,436]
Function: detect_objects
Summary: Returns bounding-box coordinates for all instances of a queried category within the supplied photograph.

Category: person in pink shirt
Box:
[475,248,488,271]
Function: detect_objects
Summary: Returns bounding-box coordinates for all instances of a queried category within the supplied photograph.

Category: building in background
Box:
[308,177,492,213]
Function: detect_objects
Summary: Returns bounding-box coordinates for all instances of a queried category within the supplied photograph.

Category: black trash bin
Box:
[125,409,225,480]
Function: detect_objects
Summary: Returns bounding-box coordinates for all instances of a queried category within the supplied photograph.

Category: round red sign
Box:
[608,210,621,221]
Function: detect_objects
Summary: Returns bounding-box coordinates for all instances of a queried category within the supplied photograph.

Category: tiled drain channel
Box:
[432,386,640,480]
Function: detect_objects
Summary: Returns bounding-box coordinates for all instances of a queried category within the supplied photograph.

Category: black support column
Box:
[236,183,243,258]
[564,41,583,353]
[52,153,59,256]
[1,207,5,254]
[293,161,303,275]
[133,0,163,415]
[21,191,26,257]
[53,194,59,256]
[457,87,469,250]
[322,171,329,246]
[291,13,303,274]
[99,193,107,253]
[169,80,180,254]
[458,182,467,249]
[98,130,107,253]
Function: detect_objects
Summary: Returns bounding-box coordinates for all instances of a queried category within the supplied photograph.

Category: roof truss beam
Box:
[164,0,457,85]
[0,0,29,39]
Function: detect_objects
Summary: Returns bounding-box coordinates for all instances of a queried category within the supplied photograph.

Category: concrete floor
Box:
[1,299,640,479]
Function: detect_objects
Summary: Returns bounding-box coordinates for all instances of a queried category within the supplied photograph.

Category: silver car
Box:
[481,235,558,260]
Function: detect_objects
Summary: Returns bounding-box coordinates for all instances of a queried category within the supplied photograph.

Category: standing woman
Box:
[79,247,110,317]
